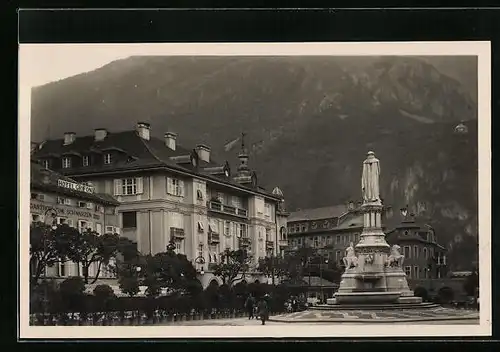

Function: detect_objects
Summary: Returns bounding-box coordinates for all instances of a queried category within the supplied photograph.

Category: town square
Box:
[20,42,486,336]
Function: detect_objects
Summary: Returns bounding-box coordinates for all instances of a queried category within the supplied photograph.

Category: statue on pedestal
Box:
[364,253,374,265]
[343,242,359,269]
[361,151,381,202]
[386,245,405,268]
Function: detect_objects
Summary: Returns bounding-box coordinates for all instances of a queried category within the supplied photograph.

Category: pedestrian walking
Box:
[244,294,256,319]
[257,294,270,325]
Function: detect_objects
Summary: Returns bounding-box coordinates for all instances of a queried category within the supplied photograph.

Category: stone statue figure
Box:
[364,253,374,265]
[343,242,359,269]
[386,244,405,268]
[361,151,381,202]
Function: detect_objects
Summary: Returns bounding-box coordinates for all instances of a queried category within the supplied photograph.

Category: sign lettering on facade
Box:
[57,179,95,194]
[30,202,100,220]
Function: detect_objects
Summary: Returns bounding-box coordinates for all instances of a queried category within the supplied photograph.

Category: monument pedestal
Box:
[332,197,421,306]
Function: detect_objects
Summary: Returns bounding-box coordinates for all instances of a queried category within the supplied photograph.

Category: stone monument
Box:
[328,151,422,305]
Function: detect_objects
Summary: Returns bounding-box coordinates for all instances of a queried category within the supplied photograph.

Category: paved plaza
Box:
[159,316,478,326]
[269,307,479,323]
[157,309,479,326]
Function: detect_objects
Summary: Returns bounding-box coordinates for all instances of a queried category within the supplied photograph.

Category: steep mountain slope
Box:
[30,56,479,269]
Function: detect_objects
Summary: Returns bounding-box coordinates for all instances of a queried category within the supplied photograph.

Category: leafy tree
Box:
[212,249,252,287]
[118,273,140,297]
[115,240,141,297]
[59,227,120,284]
[29,222,67,285]
[257,256,288,284]
[140,249,201,297]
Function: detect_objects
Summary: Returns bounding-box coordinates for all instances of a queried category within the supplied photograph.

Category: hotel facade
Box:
[32,122,289,288]
[30,159,121,281]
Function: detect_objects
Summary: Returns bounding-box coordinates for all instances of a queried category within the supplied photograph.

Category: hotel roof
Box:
[30,160,120,206]
[33,128,280,201]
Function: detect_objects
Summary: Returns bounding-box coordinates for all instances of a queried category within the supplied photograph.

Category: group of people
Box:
[284,296,300,313]
[244,294,270,325]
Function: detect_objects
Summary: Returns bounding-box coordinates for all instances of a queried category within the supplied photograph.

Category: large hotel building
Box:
[31,122,289,287]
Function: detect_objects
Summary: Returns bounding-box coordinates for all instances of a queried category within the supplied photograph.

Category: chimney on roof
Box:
[63,132,76,145]
[164,132,177,150]
[94,128,108,141]
[195,144,211,163]
[136,122,151,140]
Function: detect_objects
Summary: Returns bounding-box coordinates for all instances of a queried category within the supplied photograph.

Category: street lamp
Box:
[195,254,206,276]
[319,256,328,304]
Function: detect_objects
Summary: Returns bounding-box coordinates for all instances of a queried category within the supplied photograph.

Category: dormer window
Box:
[82,155,89,167]
[62,157,71,169]
[43,160,50,169]
[104,153,112,165]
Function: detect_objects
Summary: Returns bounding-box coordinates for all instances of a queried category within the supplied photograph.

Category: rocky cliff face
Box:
[30,56,478,269]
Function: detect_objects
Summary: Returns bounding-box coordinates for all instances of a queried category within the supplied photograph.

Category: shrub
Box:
[59,277,86,312]
[93,284,116,312]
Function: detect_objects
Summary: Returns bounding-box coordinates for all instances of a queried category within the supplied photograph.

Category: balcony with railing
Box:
[208,232,220,244]
[170,227,185,239]
[278,239,288,247]
[239,237,251,247]
[208,200,248,218]
[265,240,274,249]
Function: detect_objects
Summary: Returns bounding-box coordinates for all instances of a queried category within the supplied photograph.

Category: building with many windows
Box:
[30,159,120,281]
[286,201,365,266]
[286,201,448,291]
[385,212,448,286]
[32,122,288,288]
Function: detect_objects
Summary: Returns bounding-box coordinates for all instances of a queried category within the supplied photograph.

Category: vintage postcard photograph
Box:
[18,42,491,339]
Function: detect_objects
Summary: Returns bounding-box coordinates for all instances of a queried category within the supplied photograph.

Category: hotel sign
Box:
[30,203,100,220]
[58,179,95,194]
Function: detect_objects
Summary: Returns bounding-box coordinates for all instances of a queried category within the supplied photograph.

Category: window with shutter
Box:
[114,179,123,196]
[179,180,184,196]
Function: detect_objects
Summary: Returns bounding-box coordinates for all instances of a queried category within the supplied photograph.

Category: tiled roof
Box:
[33,130,279,200]
[288,205,348,222]
[336,213,364,229]
[30,160,120,205]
